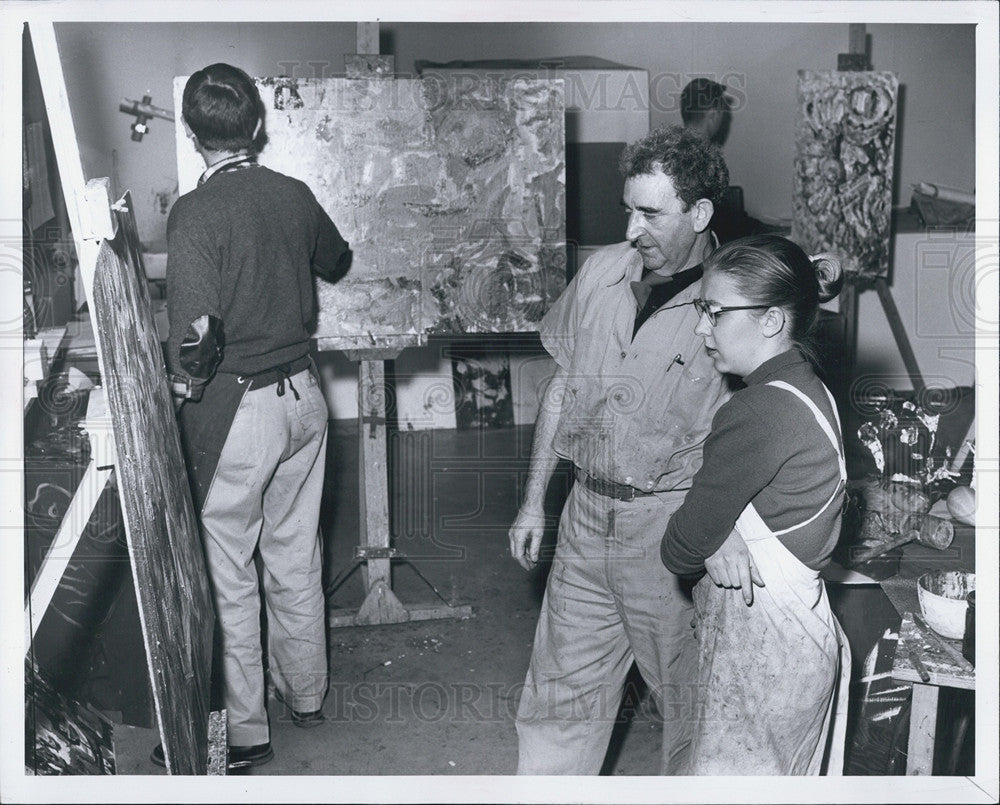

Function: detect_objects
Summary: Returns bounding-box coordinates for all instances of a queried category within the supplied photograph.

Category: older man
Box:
[509,125,731,775]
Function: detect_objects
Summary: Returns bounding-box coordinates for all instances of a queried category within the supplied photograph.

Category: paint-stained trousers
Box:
[200,368,329,747]
[516,482,697,774]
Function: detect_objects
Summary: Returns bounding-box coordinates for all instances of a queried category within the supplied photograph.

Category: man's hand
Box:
[509,506,546,571]
[704,529,765,606]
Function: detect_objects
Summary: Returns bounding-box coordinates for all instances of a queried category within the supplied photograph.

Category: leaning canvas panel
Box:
[792,71,899,278]
[174,76,566,348]
[90,194,215,775]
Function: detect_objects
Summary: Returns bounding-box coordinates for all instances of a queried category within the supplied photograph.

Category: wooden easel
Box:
[840,277,926,397]
[837,24,925,395]
[29,23,222,775]
[325,24,472,628]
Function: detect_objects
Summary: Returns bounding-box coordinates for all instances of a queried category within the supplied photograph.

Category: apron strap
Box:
[764,380,846,537]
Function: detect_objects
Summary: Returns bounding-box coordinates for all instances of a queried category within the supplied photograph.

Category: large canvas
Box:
[91,194,215,774]
[175,77,566,349]
[792,71,898,278]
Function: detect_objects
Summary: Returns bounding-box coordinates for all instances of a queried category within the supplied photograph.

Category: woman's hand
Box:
[704,529,765,606]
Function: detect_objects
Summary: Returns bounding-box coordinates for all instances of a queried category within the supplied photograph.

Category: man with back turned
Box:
[152,62,350,770]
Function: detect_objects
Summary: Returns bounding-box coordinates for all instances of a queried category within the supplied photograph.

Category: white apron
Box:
[687,380,851,775]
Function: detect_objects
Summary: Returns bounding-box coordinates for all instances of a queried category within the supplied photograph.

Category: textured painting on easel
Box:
[175,77,566,349]
[792,71,898,278]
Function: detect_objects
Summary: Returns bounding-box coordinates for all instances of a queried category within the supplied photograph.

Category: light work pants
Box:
[516,482,697,774]
[200,368,329,746]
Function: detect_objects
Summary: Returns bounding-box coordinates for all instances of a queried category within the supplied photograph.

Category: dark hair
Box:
[618,125,729,211]
[704,234,844,363]
[680,78,729,124]
[182,63,262,152]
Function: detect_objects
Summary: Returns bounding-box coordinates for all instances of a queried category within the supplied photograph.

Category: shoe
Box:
[228,742,274,768]
[273,687,326,728]
[150,744,166,768]
[150,741,273,769]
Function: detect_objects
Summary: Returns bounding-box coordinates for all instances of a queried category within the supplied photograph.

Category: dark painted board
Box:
[90,193,214,775]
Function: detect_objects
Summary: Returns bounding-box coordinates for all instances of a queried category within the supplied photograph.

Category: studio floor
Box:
[111,423,664,776]
[102,422,972,777]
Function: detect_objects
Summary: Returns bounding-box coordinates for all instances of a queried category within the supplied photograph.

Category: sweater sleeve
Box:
[309,192,351,283]
[660,393,787,575]
[166,200,224,396]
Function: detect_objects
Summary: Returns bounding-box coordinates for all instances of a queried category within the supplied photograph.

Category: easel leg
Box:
[327,354,473,628]
[355,358,407,625]
[206,709,228,775]
[838,279,859,406]
[875,277,925,396]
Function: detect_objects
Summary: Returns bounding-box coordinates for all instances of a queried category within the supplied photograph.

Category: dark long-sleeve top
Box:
[166,165,350,384]
[661,349,844,574]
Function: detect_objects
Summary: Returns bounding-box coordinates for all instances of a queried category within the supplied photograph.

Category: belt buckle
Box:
[622,485,636,502]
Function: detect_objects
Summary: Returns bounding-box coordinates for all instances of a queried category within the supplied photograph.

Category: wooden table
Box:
[890,611,975,775]
[880,521,975,775]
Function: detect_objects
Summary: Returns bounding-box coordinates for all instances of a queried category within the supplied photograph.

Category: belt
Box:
[229,355,313,390]
[575,466,656,501]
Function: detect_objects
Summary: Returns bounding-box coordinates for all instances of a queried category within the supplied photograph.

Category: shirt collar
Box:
[197,153,256,186]
[743,348,810,386]
[630,264,704,309]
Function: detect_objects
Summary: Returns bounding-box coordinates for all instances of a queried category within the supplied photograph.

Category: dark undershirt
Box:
[631,265,703,339]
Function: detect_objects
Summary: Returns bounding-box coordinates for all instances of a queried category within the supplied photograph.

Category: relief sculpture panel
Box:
[793,70,898,278]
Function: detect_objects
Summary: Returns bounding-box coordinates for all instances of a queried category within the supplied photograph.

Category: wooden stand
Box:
[326,351,473,628]
[833,27,924,396]
[324,23,472,629]
[891,612,974,775]
[838,277,860,403]
[841,275,926,401]
[874,277,925,395]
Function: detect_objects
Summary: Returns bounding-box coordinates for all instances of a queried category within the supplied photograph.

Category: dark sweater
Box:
[661,349,844,574]
[166,165,349,379]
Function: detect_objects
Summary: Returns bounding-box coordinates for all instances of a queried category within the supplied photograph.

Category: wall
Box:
[388,22,976,221]
[53,22,356,247]
[54,21,976,240]
[50,21,978,402]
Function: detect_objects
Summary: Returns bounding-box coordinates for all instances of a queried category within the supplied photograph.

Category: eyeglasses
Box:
[692,298,770,326]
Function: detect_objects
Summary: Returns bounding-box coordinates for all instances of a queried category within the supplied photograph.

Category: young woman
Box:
[660,234,850,775]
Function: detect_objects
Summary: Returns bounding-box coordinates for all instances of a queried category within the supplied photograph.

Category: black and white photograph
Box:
[2,1,997,803]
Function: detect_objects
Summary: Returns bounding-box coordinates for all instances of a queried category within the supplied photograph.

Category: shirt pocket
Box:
[640,352,726,484]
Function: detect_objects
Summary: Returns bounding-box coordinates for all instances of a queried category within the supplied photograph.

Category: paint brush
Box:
[900,636,931,683]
